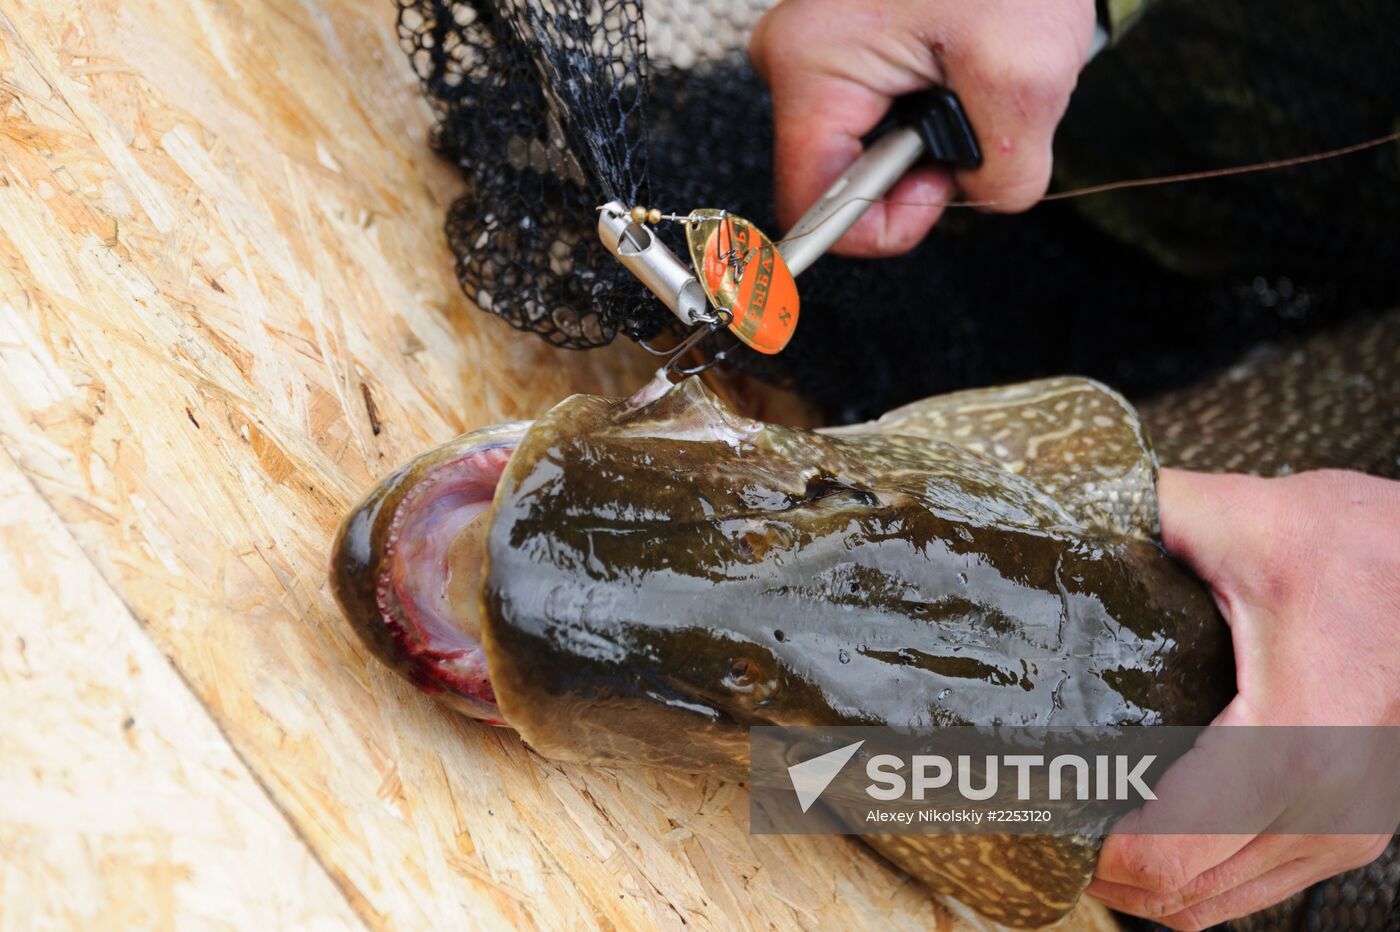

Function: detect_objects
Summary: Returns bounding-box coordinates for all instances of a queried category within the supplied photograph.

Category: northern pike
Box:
[329,311,1400,928]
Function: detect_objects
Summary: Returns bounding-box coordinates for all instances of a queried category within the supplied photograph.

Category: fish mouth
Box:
[330,425,527,727]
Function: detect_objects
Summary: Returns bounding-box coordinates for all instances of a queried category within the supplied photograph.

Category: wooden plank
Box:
[0,1,1118,928]
[0,448,361,930]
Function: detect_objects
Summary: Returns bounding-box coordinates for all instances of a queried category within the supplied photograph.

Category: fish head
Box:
[327,375,852,768]
[473,375,1230,773]
[332,374,1231,773]
[329,373,1235,929]
[328,420,529,725]
[476,375,875,773]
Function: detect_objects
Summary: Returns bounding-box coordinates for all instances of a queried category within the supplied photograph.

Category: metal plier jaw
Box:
[597,201,710,327]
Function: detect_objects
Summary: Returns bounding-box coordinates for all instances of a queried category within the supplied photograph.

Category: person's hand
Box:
[748,0,1097,256]
[1087,469,1400,930]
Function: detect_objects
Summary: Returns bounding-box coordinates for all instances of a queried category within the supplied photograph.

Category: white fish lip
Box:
[330,423,530,726]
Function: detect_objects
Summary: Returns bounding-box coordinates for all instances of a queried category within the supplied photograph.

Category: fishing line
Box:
[624,129,1397,373]
[774,130,1400,250]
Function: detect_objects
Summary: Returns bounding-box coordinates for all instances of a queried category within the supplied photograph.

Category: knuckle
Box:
[1162,911,1213,932]
[1284,740,1330,785]
[1093,885,1172,920]
[1206,474,1308,598]
[1135,887,1190,920]
[988,181,1048,214]
[1009,157,1054,209]
[1114,843,1194,896]
[962,32,1075,108]
[957,145,1052,213]
[1134,894,1188,921]
[1340,835,1390,871]
[978,53,1047,105]
[748,2,818,74]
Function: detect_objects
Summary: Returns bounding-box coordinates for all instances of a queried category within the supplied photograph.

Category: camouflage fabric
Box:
[1056,0,1400,283]
[1103,0,1153,38]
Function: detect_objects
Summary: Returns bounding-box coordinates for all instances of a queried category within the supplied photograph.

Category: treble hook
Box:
[661,307,733,378]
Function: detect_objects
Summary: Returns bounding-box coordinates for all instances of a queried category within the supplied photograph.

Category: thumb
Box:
[766,71,953,256]
[749,0,954,256]
[1157,469,1273,593]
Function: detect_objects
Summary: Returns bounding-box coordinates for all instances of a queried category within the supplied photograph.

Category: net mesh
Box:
[396,0,1400,422]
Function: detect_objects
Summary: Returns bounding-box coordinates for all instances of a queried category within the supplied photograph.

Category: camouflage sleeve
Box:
[1098,0,1154,39]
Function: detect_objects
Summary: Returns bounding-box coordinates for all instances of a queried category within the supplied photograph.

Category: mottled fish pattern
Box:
[478,374,1233,927]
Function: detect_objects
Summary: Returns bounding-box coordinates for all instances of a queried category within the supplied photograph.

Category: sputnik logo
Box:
[787,740,865,813]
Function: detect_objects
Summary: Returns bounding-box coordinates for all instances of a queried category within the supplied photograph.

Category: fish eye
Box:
[722,657,778,694]
[800,472,878,507]
[723,657,781,705]
[725,658,759,690]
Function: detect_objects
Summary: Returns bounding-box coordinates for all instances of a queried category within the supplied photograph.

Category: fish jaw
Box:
[329,422,530,725]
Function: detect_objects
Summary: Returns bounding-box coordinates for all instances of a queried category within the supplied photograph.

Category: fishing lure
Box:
[598,203,800,359]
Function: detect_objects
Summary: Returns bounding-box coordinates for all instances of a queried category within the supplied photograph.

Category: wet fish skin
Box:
[484,379,1234,768]
[475,375,1235,927]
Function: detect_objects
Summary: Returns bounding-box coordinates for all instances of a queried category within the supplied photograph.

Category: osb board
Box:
[0,1,1117,929]
[0,447,358,931]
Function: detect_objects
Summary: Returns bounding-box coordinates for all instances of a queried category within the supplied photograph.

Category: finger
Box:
[1094,707,1293,892]
[823,164,956,257]
[1092,833,1254,919]
[767,74,906,236]
[946,19,1085,212]
[1153,856,1331,931]
[1087,833,1300,919]
[753,0,949,255]
[1156,469,1272,593]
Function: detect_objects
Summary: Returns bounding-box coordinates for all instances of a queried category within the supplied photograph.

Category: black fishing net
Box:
[396,0,1400,422]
